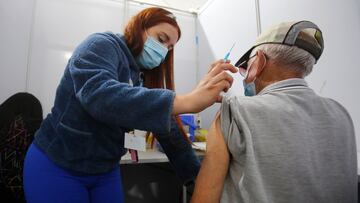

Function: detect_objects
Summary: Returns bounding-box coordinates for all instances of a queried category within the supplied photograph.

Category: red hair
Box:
[124,7,190,143]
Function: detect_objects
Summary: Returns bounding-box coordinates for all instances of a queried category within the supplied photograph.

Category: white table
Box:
[120,142,206,164]
[120,149,171,164]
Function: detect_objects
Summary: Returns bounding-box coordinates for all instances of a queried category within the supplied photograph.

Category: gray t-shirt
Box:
[220,78,357,203]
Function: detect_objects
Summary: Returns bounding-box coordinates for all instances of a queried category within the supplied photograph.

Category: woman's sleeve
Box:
[69,33,174,133]
[155,118,201,185]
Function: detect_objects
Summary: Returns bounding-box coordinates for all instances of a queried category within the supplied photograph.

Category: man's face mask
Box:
[243,80,256,97]
[241,56,257,97]
[136,35,168,70]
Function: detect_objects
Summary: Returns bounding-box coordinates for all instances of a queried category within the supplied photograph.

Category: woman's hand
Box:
[173,60,237,115]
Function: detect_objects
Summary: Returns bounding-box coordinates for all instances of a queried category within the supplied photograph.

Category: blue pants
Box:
[23,144,124,203]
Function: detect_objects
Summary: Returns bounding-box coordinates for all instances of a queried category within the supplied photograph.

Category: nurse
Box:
[23,7,236,203]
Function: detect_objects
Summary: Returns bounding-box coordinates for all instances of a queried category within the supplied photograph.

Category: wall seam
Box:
[255,0,262,35]
[25,0,37,92]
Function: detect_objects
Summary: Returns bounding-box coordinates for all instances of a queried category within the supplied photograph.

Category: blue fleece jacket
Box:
[34,32,199,183]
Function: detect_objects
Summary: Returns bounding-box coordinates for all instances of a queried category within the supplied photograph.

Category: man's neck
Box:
[255,65,304,94]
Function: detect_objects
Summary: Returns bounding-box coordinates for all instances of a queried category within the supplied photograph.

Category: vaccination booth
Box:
[1,0,360,202]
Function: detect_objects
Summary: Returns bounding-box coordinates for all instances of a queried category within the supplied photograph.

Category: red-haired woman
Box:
[23,7,237,203]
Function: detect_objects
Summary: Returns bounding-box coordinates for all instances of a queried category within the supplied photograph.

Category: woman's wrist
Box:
[172,93,192,115]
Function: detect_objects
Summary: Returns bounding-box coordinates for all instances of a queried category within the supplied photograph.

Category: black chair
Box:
[0,93,43,203]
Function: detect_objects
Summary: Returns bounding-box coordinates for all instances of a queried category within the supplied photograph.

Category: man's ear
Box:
[246,50,267,83]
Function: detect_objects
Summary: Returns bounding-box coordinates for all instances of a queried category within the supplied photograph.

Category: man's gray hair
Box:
[251,43,316,77]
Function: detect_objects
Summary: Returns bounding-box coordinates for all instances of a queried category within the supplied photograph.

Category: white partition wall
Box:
[258,0,360,151]
[172,13,197,94]
[0,0,35,102]
[197,0,258,129]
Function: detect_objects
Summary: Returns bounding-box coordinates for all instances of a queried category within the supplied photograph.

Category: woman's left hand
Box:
[173,60,237,115]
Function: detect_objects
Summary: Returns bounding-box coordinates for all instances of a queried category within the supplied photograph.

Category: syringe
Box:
[224,43,236,61]
[220,42,236,97]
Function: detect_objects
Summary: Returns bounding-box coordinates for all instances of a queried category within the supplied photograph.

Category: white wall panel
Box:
[0,0,34,103]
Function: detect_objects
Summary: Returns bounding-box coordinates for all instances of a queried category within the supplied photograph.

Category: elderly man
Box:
[191,21,357,203]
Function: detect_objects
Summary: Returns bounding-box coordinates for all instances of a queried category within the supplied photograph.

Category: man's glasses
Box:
[236,54,256,77]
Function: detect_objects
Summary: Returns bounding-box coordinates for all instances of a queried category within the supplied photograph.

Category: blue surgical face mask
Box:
[242,61,257,96]
[136,36,168,70]
[243,80,256,96]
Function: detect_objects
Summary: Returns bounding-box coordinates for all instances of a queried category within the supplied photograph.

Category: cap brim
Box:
[234,47,255,68]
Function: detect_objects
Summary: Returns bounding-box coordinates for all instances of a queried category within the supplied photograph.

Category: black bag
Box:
[0,93,43,203]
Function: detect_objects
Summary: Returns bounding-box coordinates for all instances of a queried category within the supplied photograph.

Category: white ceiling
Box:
[130,0,210,13]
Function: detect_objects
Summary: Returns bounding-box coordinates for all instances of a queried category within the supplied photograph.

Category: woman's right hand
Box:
[173,60,237,115]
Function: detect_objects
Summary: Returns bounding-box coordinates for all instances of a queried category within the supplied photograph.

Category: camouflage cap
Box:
[235,21,324,68]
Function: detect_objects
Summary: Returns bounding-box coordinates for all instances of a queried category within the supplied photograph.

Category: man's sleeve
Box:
[155,118,200,185]
[220,97,246,155]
